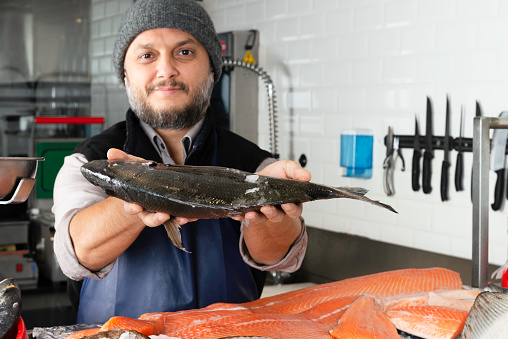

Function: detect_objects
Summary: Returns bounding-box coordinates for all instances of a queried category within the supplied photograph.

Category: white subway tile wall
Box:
[203,0,508,265]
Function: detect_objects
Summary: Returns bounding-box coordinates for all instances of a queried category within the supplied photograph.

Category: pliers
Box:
[383,132,405,196]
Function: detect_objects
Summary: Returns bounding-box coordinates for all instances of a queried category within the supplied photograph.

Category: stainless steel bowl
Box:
[0,157,44,204]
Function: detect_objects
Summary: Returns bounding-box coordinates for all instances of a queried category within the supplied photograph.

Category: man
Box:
[53,0,309,324]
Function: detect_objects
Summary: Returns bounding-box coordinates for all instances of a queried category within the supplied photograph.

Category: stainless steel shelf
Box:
[472,116,508,288]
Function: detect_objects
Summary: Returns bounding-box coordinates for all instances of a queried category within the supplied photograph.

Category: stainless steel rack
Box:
[472,116,508,288]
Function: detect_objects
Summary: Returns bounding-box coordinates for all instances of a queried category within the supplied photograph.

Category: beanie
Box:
[113,0,223,84]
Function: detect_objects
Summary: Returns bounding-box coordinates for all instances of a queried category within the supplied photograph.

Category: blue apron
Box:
[77,137,260,323]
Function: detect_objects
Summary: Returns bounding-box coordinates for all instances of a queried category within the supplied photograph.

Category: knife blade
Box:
[412,116,421,191]
[422,96,434,194]
[440,95,451,201]
[491,111,508,210]
[455,105,464,191]
[471,101,483,202]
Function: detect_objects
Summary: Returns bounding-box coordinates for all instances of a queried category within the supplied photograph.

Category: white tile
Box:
[246,2,265,23]
[384,0,415,27]
[352,58,382,84]
[299,63,323,87]
[415,55,454,83]
[300,114,325,134]
[313,0,340,12]
[325,9,353,33]
[349,218,381,239]
[339,32,368,58]
[312,88,338,111]
[226,5,245,26]
[322,214,351,234]
[104,0,118,17]
[267,0,287,19]
[289,0,312,15]
[436,22,475,52]
[368,28,400,56]
[412,230,451,255]
[454,50,497,82]
[383,56,416,83]
[323,60,352,86]
[287,40,313,64]
[400,25,435,55]
[396,198,432,231]
[353,4,384,31]
[475,18,508,49]
[288,90,311,109]
[365,87,396,110]
[380,223,413,246]
[312,35,340,61]
[337,87,366,111]
[417,0,455,23]
[300,13,325,38]
[276,17,300,41]
[456,0,498,19]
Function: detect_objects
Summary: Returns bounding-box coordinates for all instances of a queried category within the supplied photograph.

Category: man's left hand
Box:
[232,160,311,224]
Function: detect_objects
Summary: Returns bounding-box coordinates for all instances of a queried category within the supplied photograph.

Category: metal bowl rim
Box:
[0,157,45,161]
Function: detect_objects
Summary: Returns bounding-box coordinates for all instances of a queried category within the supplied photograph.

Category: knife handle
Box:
[454,153,463,192]
[492,169,505,211]
[422,151,433,194]
[412,151,421,191]
[440,161,450,201]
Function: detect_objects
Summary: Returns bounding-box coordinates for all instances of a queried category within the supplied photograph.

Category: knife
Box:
[454,105,464,191]
[422,96,434,194]
[412,116,421,191]
[472,101,483,202]
[491,111,508,210]
[440,95,451,201]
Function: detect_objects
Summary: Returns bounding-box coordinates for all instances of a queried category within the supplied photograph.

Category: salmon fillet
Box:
[244,267,462,314]
[329,295,401,339]
[386,306,468,339]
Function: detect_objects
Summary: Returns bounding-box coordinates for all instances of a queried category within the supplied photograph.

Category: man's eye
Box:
[140,53,152,59]
[179,50,193,56]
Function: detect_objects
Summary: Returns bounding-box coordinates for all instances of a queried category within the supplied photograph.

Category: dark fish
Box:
[460,291,508,338]
[0,278,22,339]
[81,159,397,251]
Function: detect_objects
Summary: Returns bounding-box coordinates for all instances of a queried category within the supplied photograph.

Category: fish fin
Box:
[163,218,191,253]
[332,186,398,214]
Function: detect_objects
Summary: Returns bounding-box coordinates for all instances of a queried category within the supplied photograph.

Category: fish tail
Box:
[163,219,191,253]
[329,186,398,214]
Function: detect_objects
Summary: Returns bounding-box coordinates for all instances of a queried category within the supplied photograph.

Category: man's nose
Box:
[156,56,178,78]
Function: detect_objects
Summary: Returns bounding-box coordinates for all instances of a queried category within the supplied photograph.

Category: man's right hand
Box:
[107,148,197,227]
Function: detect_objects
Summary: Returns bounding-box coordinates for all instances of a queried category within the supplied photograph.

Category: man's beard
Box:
[125,72,214,130]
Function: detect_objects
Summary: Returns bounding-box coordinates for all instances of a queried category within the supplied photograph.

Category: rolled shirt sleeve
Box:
[52,153,115,281]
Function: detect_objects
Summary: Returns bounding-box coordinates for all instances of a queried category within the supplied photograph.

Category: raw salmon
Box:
[63,268,468,339]
[244,267,462,314]
[63,328,100,339]
[386,306,468,339]
[101,315,164,336]
[329,295,400,339]
[383,289,480,312]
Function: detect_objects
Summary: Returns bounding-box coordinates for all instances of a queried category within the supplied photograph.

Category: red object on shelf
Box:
[35,117,104,125]
[4,317,27,339]
[502,268,508,288]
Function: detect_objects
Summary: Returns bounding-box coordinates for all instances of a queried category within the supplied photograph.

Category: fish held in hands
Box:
[81,159,397,251]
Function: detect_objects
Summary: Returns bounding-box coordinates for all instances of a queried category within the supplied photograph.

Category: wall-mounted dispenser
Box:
[340,129,373,179]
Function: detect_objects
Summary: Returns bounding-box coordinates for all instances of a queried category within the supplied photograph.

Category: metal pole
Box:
[472,116,491,288]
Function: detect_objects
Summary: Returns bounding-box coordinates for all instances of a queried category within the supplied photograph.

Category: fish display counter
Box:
[25,267,508,339]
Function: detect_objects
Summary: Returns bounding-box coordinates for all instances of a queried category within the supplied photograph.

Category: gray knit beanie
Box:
[113,0,222,84]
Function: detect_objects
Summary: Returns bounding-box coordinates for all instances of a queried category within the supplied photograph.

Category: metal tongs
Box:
[383,127,405,196]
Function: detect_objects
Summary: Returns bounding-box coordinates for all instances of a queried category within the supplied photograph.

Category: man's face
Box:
[124,28,214,130]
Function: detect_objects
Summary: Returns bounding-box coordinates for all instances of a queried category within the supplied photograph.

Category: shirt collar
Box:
[139,118,205,165]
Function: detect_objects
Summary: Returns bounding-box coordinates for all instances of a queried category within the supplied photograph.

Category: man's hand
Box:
[107,148,196,227]
[232,160,311,224]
